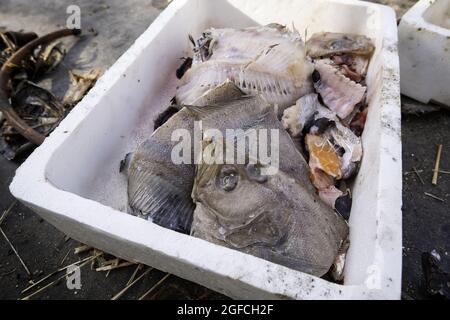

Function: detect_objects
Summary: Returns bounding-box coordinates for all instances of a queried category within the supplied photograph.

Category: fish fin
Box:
[128,172,194,234]
[154,105,182,130]
[183,95,263,117]
[119,152,133,174]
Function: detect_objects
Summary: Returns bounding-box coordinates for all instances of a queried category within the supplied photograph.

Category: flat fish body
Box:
[191,100,349,276]
[177,25,314,113]
[126,89,275,234]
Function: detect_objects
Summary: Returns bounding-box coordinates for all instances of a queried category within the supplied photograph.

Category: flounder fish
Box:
[126,85,297,234]
[190,97,348,276]
[176,25,314,114]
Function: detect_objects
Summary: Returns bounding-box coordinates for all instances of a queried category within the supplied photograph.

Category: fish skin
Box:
[306,32,375,58]
[191,104,348,276]
[177,26,314,114]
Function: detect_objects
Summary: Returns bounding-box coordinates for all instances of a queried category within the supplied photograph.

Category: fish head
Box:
[191,137,349,276]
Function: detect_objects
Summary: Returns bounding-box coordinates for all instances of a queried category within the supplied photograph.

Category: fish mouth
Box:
[192,202,288,250]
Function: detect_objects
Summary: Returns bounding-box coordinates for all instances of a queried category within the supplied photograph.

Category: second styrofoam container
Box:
[10,0,402,299]
[399,0,450,107]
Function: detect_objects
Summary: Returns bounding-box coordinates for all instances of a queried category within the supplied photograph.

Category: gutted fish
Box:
[177,25,314,113]
[306,32,375,58]
[191,100,348,276]
[313,60,366,119]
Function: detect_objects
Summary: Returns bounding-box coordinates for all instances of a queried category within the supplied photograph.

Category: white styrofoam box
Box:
[10,0,402,299]
[399,0,450,107]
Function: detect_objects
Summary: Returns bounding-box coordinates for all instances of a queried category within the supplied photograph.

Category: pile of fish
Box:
[123,24,375,279]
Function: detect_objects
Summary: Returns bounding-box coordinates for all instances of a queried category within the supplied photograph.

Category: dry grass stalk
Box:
[74,244,92,255]
[96,261,134,272]
[22,253,101,294]
[432,144,443,185]
[413,167,425,185]
[0,227,31,276]
[433,169,450,175]
[111,267,152,300]
[21,254,99,300]
[138,274,171,300]
[0,200,17,226]
[127,264,143,286]
[424,192,445,202]
[59,248,71,266]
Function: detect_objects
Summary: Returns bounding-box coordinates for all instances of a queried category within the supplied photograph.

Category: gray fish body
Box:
[191,101,349,276]
[127,88,267,234]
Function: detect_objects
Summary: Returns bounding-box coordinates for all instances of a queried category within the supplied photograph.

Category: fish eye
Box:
[217,165,239,191]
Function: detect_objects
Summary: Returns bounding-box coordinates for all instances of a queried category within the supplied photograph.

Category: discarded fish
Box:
[331,54,369,83]
[125,111,196,233]
[281,93,336,138]
[176,25,313,114]
[155,80,243,130]
[313,60,366,119]
[325,122,362,180]
[306,134,342,179]
[126,91,300,234]
[306,32,375,58]
[191,99,349,276]
[282,93,360,216]
[282,94,363,176]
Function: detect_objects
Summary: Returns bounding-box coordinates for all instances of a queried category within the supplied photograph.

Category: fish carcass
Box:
[176,25,314,114]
